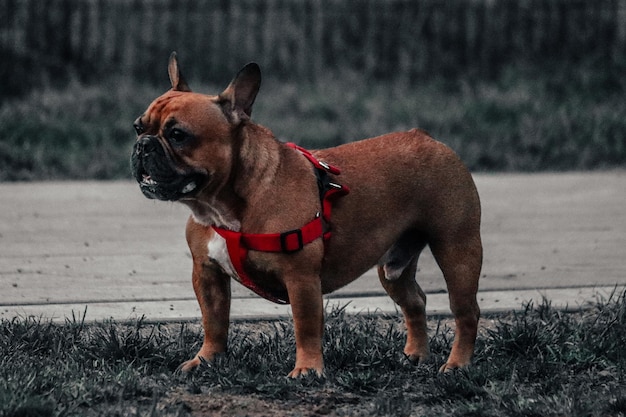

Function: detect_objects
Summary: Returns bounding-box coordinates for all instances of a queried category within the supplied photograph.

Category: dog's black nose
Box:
[135,136,157,155]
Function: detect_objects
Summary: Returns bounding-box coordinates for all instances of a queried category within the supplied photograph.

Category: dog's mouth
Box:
[136,167,206,201]
[140,173,157,186]
[131,138,207,201]
[140,174,200,196]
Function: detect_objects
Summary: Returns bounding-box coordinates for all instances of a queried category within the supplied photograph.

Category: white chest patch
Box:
[207,231,240,281]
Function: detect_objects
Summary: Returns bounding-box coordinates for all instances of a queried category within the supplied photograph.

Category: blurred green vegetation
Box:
[2,0,625,179]
[2,0,622,94]
[1,59,624,181]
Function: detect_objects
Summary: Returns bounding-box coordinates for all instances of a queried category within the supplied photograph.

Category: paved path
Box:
[1,172,625,322]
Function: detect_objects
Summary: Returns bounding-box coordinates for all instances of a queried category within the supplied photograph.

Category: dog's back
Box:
[314,128,481,293]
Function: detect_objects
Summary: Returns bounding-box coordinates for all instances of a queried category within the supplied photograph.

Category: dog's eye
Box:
[168,128,189,145]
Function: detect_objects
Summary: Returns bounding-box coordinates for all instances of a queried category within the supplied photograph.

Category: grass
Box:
[1,290,625,417]
[1,60,625,180]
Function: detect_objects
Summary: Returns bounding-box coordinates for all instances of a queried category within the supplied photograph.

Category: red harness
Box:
[212,143,350,304]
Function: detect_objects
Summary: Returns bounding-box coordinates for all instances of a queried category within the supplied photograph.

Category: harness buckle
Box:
[280,229,304,253]
[318,161,331,171]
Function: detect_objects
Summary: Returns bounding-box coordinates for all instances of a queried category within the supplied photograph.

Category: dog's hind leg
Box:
[378,234,430,363]
[429,232,482,372]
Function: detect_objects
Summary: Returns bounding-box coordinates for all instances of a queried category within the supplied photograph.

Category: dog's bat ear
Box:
[218,62,261,123]
[168,52,191,92]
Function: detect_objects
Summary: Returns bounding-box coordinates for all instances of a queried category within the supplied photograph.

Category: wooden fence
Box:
[1,0,625,94]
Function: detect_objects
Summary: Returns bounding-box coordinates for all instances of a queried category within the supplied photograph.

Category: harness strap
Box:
[214,226,292,304]
[286,143,350,234]
[212,143,349,305]
[286,143,342,175]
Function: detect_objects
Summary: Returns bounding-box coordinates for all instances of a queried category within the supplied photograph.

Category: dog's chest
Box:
[207,232,239,280]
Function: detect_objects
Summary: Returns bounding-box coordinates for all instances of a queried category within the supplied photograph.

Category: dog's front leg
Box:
[179,219,231,372]
[180,260,231,372]
[285,276,325,378]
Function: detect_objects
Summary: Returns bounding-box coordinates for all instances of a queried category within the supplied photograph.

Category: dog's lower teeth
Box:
[182,182,196,193]
[142,175,157,186]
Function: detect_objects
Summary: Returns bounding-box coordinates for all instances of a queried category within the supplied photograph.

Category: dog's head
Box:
[131,53,261,201]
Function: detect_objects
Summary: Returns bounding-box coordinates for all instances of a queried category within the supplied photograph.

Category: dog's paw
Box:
[177,356,203,373]
[287,366,325,379]
[405,352,430,365]
[404,345,430,365]
[438,361,468,373]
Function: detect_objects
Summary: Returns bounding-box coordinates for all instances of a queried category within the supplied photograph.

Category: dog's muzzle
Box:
[131,136,206,201]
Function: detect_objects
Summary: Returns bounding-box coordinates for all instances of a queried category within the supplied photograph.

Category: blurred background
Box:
[1,0,625,180]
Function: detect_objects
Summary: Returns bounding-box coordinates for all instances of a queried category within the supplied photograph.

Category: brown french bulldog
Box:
[131,53,482,378]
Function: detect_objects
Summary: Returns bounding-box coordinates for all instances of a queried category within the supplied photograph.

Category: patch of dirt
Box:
[163,387,364,417]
